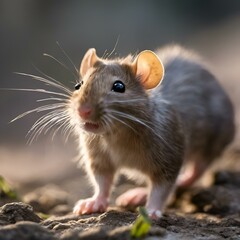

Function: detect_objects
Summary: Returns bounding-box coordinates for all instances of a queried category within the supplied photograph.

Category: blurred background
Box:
[0,0,240,202]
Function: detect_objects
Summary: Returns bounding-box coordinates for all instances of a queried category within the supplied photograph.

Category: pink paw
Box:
[177,161,208,188]
[177,167,200,187]
[73,195,108,215]
[116,187,147,208]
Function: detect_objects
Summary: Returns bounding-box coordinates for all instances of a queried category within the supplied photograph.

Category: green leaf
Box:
[130,207,151,238]
[0,176,18,199]
[37,212,51,220]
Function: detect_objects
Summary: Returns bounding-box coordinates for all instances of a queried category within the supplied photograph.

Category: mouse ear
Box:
[80,48,100,77]
[132,50,164,89]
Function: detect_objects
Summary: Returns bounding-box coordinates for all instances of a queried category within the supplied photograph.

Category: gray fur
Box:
[155,45,235,163]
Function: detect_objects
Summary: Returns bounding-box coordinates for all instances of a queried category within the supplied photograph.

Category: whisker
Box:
[27,110,68,144]
[31,65,73,94]
[111,110,153,129]
[46,114,69,134]
[105,110,137,133]
[108,98,147,104]
[3,46,77,144]
[56,41,79,78]
[2,88,70,98]
[64,125,75,144]
[105,35,120,59]
[10,103,67,123]
[36,116,67,141]
[29,109,67,133]
[37,97,69,103]
[102,49,108,59]
[51,117,70,140]
[43,53,78,79]
[27,114,66,142]
[101,116,113,134]
[61,120,72,137]
[110,110,173,150]
[102,115,113,127]
[14,72,72,95]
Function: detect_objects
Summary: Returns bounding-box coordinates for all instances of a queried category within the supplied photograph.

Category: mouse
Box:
[68,45,235,219]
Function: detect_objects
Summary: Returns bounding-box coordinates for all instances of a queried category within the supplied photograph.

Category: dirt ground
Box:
[1,149,240,239]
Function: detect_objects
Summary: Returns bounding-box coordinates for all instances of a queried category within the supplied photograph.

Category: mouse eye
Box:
[74,81,83,90]
[112,80,125,93]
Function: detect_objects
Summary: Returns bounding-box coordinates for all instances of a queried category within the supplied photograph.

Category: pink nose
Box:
[78,106,92,120]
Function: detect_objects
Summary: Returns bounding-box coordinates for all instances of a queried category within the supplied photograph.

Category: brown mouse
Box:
[68,45,235,219]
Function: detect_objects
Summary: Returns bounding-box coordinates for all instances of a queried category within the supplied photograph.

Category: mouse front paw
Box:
[73,195,108,215]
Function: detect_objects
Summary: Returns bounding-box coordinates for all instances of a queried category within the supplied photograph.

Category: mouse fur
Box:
[69,45,235,218]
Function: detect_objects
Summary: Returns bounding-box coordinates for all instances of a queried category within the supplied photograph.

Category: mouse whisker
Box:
[56,41,80,79]
[27,110,69,144]
[37,97,70,103]
[100,118,111,133]
[61,120,74,139]
[105,110,138,133]
[43,53,79,80]
[30,108,67,128]
[108,98,147,104]
[5,45,87,144]
[101,49,108,59]
[63,125,75,144]
[51,117,72,141]
[101,115,114,134]
[32,65,73,94]
[29,111,62,128]
[104,115,114,127]
[10,103,67,123]
[105,36,120,59]
[29,109,68,133]
[38,103,67,111]
[15,72,72,95]
[3,88,70,98]
[109,110,173,150]
[31,117,66,142]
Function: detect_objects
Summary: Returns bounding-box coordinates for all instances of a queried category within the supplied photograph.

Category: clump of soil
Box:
[1,170,240,240]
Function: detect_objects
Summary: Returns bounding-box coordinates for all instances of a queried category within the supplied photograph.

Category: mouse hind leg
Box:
[176,154,212,188]
[146,181,175,219]
[116,183,175,219]
[116,187,148,208]
[178,103,235,188]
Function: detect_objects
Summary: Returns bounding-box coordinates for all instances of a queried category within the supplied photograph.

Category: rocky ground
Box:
[1,168,240,240]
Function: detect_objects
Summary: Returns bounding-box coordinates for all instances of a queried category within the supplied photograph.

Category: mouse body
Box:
[69,45,234,218]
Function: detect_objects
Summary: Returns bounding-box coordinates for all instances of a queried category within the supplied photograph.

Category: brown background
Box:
[0,0,240,200]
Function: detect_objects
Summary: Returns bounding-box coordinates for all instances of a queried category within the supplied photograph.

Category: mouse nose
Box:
[78,105,92,120]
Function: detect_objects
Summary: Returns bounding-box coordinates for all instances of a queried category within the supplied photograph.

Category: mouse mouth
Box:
[83,121,100,133]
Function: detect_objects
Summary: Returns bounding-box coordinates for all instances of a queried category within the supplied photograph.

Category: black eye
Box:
[75,81,83,90]
[112,80,125,93]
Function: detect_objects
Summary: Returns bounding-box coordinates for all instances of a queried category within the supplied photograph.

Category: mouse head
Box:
[69,48,164,134]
